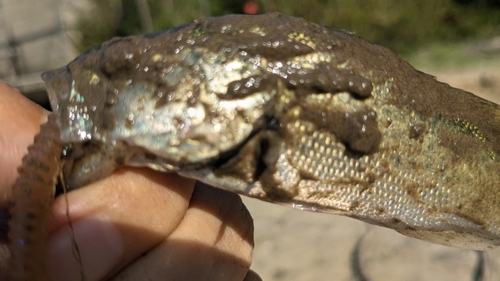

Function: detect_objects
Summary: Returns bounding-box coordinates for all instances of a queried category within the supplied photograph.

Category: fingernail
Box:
[48,218,124,281]
[244,269,263,281]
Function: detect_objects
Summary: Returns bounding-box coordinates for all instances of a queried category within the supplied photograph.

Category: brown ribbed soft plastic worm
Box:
[8,114,62,281]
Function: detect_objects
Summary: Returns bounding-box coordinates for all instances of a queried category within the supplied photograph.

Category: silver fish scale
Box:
[271,118,494,248]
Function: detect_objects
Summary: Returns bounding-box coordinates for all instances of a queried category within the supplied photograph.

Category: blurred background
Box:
[1,0,500,280]
[1,0,499,106]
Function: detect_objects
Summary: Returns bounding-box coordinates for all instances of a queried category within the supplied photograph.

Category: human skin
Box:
[0,80,259,281]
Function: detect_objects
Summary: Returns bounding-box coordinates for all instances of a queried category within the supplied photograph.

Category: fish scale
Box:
[43,12,500,250]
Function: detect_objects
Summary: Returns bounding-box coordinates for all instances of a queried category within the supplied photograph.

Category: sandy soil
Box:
[243,62,500,281]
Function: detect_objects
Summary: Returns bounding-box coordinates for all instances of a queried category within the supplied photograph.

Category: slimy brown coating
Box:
[37,12,500,255]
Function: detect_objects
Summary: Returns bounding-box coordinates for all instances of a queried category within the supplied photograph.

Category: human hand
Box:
[0,80,260,281]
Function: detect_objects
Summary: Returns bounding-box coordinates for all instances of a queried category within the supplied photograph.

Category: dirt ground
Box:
[243,62,500,281]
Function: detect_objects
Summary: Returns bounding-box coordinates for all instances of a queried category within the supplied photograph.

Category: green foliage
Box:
[76,0,213,51]
[75,0,123,52]
[261,0,500,54]
[75,0,500,54]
